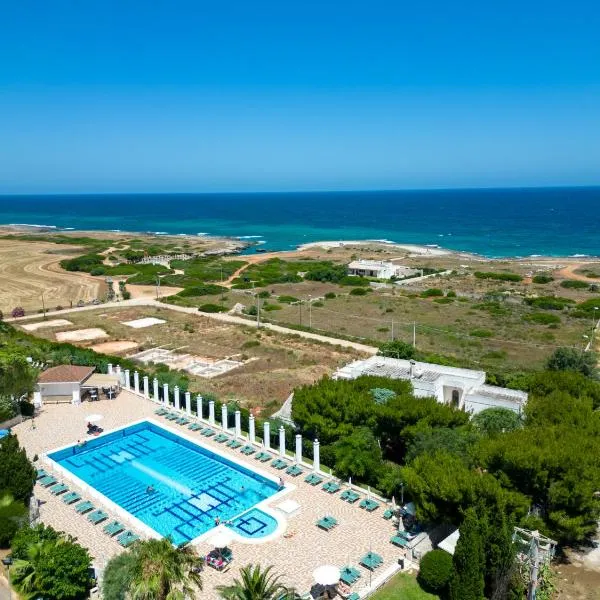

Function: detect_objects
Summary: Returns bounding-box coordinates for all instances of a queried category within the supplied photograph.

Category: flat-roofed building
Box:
[347,259,417,280]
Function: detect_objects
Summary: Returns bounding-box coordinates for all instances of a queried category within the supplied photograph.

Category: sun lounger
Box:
[87,509,109,525]
[165,413,179,420]
[316,516,338,530]
[202,428,215,437]
[339,566,361,586]
[176,417,190,425]
[341,490,361,503]
[75,500,95,514]
[359,498,380,512]
[188,422,202,431]
[154,408,168,415]
[347,593,360,600]
[390,534,409,547]
[39,475,57,487]
[305,473,323,486]
[49,483,69,495]
[322,481,341,494]
[103,520,125,537]
[118,531,139,547]
[271,458,288,470]
[227,439,242,449]
[383,509,394,520]
[286,464,303,477]
[214,433,229,443]
[36,468,48,479]
[359,552,383,571]
[62,491,81,505]
[240,445,255,455]
[255,451,271,462]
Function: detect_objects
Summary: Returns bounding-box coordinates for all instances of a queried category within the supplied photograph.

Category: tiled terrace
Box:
[13,391,412,598]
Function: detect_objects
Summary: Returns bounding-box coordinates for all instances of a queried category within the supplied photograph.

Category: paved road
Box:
[0,575,12,600]
[8,297,378,355]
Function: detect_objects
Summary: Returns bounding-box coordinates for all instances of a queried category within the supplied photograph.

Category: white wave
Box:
[9,223,57,229]
[237,235,263,239]
[256,240,266,245]
[570,254,589,257]
[153,231,168,235]
[196,232,209,236]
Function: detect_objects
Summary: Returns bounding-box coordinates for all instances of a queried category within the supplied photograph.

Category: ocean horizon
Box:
[0,186,599,258]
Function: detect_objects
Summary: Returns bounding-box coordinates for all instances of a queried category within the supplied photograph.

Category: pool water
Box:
[48,421,278,545]
[229,508,278,539]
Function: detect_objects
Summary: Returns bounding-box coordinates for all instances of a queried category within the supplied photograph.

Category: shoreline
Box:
[1,223,600,263]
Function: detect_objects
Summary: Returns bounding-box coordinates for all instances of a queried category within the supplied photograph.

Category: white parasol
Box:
[208,529,233,549]
[85,414,103,424]
[312,565,340,586]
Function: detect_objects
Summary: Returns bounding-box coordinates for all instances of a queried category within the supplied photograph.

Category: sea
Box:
[0,187,599,258]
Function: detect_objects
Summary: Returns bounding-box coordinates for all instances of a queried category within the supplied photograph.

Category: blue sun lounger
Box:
[75,500,95,514]
[118,531,140,547]
[39,475,57,487]
[62,491,81,505]
[49,483,69,495]
[88,509,109,525]
[227,438,242,449]
[103,521,125,537]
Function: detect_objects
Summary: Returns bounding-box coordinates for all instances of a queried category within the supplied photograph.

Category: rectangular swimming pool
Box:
[47,421,279,545]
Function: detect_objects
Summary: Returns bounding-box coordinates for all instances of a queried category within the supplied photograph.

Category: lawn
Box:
[371,573,439,600]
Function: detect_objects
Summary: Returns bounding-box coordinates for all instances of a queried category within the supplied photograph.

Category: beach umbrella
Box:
[208,529,233,549]
[312,565,340,586]
[85,414,103,424]
[391,495,396,509]
[348,476,352,486]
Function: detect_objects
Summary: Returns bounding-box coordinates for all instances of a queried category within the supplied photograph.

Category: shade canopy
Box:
[209,529,233,548]
[312,565,340,586]
[85,414,103,424]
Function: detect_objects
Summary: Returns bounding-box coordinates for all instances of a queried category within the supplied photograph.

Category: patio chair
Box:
[316,515,338,530]
[49,483,69,496]
[341,490,361,503]
[240,445,255,455]
[359,552,383,571]
[359,498,380,512]
[390,534,408,548]
[204,429,216,437]
[176,417,190,425]
[339,566,361,586]
[286,464,303,477]
[75,500,95,514]
[154,408,168,416]
[322,481,341,494]
[347,593,360,600]
[103,520,125,537]
[118,531,140,547]
[304,473,323,486]
[36,468,48,479]
[188,422,202,431]
[165,413,179,421]
[255,451,271,462]
[214,433,229,443]
[62,491,81,505]
[87,509,109,525]
[39,475,58,488]
[227,439,242,449]
[272,458,288,470]
[382,509,394,520]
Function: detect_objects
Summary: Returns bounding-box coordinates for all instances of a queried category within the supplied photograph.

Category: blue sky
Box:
[0,0,599,193]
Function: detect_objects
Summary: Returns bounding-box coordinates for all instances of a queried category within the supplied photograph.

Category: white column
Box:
[115,365,121,377]
[263,422,271,451]
[124,369,130,390]
[313,439,320,472]
[279,426,286,457]
[163,383,169,406]
[174,386,180,410]
[143,376,149,398]
[33,391,43,408]
[249,415,255,444]
[221,404,228,431]
[295,434,302,463]
[133,371,140,394]
[196,395,203,419]
[209,400,215,425]
[72,389,81,405]
[107,363,113,375]
[153,378,159,403]
[235,410,241,438]
[185,392,191,415]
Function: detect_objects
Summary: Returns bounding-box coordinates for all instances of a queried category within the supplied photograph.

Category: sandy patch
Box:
[122,317,166,328]
[56,328,108,342]
[90,340,139,354]
[21,319,73,331]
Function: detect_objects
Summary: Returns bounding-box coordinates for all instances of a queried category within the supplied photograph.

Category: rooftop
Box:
[38,365,95,384]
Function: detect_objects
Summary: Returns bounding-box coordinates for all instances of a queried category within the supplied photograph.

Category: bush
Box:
[10,524,60,560]
[533,274,554,284]
[278,295,299,304]
[198,303,227,313]
[0,493,28,547]
[474,271,523,282]
[417,549,454,593]
[560,279,590,289]
[241,340,260,349]
[102,552,137,600]
[524,296,574,310]
[90,267,106,276]
[263,304,282,311]
[446,290,457,297]
[0,434,36,502]
[324,292,336,299]
[420,288,444,298]
[547,347,598,378]
[11,307,25,318]
[176,284,226,297]
[350,287,368,296]
[122,291,132,300]
[434,297,454,304]
[378,340,416,359]
[313,301,324,307]
[524,312,561,325]
[470,329,493,338]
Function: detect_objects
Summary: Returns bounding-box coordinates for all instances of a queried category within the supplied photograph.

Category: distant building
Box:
[333,355,527,415]
[347,259,417,280]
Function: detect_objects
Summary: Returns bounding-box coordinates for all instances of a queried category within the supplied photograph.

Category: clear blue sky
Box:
[0,0,599,193]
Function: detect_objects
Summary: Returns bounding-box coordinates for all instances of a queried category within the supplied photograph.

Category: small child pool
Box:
[228,508,278,539]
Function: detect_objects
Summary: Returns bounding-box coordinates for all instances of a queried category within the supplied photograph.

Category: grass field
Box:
[370,573,438,600]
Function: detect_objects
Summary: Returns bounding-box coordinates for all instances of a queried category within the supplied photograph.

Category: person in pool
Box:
[146,485,155,494]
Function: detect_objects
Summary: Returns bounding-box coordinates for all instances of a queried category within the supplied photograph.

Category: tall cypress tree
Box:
[484,506,516,599]
[450,508,485,600]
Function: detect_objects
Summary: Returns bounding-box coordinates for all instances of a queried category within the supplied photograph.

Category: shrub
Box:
[571,297,600,318]
[10,524,60,560]
[446,290,457,297]
[102,552,137,600]
[420,288,444,298]
[0,493,28,547]
[524,296,574,310]
[90,267,106,276]
[474,271,523,282]
[533,274,554,284]
[417,549,454,593]
[524,312,561,325]
[434,297,454,304]
[55,305,63,311]
[278,295,299,304]
[257,290,271,298]
[263,304,282,311]
[176,284,226,297]
[312,301,324,307]
[122,291,131,300]
[241,340,260,349]
[11,307,25,318]
[470,329,493,338]
[378,340,416,359]
[198,303,227,313]
[0,309,3,320]
[324,292,336,299]
[547,347,598,378]
[0,434,36,502]
[561,279,590,289]
[350,287,368,296]
[339,275,370,286]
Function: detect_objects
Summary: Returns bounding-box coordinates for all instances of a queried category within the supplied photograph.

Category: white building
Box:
[333,355,527,415]
[347,259,417,280]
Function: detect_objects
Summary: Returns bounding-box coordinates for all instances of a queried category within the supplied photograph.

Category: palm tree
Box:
[217,564,291,600]
[127,537,203,600]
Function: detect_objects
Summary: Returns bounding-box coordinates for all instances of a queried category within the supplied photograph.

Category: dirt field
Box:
[0,239,104,313]
[19,306,363,412]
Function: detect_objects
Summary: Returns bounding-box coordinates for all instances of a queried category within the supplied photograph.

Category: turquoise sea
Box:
[0,187,599,257]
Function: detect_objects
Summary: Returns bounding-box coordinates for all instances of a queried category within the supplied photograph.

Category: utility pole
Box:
[391,320,394,341]
[299,301,302,327]
[308,295,312,328]
[528,531,540,600]
[256,293,260,328]
[41,292,46,319]
[412,322,416,348]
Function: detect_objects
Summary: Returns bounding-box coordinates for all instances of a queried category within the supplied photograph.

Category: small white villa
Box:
[333,356,528,415]
[347,259,417,280]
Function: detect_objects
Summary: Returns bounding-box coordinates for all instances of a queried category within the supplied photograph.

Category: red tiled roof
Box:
[38,365,95,384]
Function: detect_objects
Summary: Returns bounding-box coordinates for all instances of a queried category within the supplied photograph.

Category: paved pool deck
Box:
[13,391,412,598]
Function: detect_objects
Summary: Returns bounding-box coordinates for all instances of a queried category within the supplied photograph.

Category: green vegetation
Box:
[217,564,289,600]
[472,408,522,436]
[0,434,36,504]
[524,296,575,310]
[417,550,453,596]
[277,295,299,304]
[349,287,369,296]
[371,573,439,600]
[198,303,228,313]
[176,284,227,297]
[378,340,416,359]
[560,279,590,289]
[449,509,485,600]
[469,328,493,338]
[524,312,561,325]
[532,274,554,284]
[546,346,598,378]
[0,492,28,547]
[571,297,600,317]
[420,288,444,298]
[474,271,523,282]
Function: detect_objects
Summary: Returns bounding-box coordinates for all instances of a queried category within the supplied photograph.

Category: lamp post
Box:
[308,295,312,328]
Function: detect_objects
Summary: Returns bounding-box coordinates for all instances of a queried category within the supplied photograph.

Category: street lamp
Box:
[308,295,312,329]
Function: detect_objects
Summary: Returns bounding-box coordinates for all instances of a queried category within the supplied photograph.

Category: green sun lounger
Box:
[214,433,229,443]
[340,566,361,586]
[103,520,125,536]
[305,473,323,485]
[39,475,57,487]
[383,508,394,520]
[62,491,81,505]
[341,489,361,503]
[272,458,288,470]
[227,438,242,448]
[202,428,215,437]
[176,417,190,425]
[360,552,383,570]
[75,500,95,514]
[188,422,202,431]
[88,509,109,525]
[36,468,48,479]
[118,531,139,547]
[316,516,338,530]
[50,483,69,495]
[359,498,380,512]
[240,445,255,455]
[322,481,341,493]
[286,464,303,477]
[390,534,409,547]
[165,413,178,420]
[154,408,168,415]
[347,593,360,600]
[258,452,272,462]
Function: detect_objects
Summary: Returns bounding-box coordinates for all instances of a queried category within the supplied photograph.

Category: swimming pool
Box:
[47,421,279,545]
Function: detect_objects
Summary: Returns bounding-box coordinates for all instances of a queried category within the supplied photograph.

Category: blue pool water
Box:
[48,421,279,545]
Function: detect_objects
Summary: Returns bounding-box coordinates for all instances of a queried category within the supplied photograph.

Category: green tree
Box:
[102,552,137,600]
[378,340,416,359]
[11,537,92,600]
[217,564,290,600]
[546,347,598,378]
[10,523,60,559]
[0,492,27,547]
[332,427,382,481]
[127,538,203,600]
[0,434,36,502]
[0,351,38,399]
[417,549,453,595]
[472,408,522,437]
[449,508,485,600]
[482,506,516,599]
